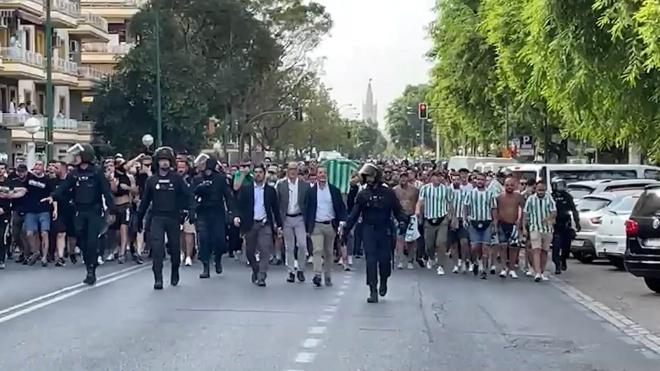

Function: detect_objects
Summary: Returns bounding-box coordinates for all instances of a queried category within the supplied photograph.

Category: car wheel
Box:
[607,256,625,270]
[574,252,594,264]
[643,277,660,294]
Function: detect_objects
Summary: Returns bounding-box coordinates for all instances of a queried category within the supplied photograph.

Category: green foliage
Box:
[385,84,435,152]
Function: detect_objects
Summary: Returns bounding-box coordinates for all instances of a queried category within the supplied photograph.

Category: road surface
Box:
[1,258,659,371]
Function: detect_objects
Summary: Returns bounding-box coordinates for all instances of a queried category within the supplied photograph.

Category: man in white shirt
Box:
[276,162,310,283]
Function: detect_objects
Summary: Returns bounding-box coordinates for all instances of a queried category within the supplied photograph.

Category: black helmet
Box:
[358,163,381,183]
[204,157,219,172]
[551,177,566,192]
[154,146,175,165]
[67,143,95,163]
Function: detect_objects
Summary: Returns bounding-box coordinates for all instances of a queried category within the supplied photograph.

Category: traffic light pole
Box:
[155,6,163,147]
[420,118,425,154]
[45,0,53,161]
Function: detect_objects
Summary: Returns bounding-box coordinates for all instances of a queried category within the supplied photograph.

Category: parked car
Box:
[594,194,640,269]
[571,191,641,263]
[624,184,660,294]
[567,179,659,200]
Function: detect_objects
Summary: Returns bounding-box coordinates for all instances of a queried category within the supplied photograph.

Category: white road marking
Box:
[340,284,349,289]
[331,297,341,305]
[308,326,326,335]
[336,291,345,296]
[552,278,660,356]
[294,352,315,363]
[0,265,146,317]
[302,338,321,349]
[318,314,332,323]
[0,266,149,324]
[323,306,337,313]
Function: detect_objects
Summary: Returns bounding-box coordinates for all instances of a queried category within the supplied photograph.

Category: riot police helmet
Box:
[154,146,175,165]
[551,177,567,192]
[204,156,219,174]
[358,163,382,185]
[67,143,95,164]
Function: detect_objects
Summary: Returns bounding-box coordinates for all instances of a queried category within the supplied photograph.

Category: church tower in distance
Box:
[362,79,378,125]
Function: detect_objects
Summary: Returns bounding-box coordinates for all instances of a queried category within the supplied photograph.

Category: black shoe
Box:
[171,269,180,286]
[379,280,388,297]
[287,272,295,283]
[135,256,144,265]
[490,267,496,275]
[215,261,223,275]
[83,266,96,285]
[41,259,48,267]
[367,287,378,303]
[251,271,258,284]
[313,275,322,287]
[117,255,125,264]
[297,271,305,283]
[561,260,567,271]
[15,254,25,264]
[199,263,211,279]
[55,257,65,267]
[27,254,38,266]
[70,254,77,265]
[0,261,6,270]
[325,277,333,287]
[473,263,479,276]
[480,270,487,280]
[417,259,425,268]
[257,278,266,287]
[154,280,163,290]
[554,268,561,275]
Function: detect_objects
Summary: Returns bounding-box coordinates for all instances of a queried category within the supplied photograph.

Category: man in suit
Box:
[237,165,282,287]
[305,167,347,287]
[276,161,310,283]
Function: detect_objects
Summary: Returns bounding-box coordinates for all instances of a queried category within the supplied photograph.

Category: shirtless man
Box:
[496,177,524,278]
[393,171,419,269]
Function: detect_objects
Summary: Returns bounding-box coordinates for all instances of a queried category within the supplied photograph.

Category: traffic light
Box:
[418,103,428,120]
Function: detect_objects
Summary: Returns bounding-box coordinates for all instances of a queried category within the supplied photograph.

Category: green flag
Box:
[323,158,359,194]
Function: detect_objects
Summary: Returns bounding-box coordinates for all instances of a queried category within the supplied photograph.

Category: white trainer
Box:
[426,260,432,270]
[452,265,459,274]
[436,266,445,276]
[541,274,549,281]
[396,262,404,270]
[407,262,414,270]
[184,257,192,266]
[499,270,507,278]
[509,270,519,279]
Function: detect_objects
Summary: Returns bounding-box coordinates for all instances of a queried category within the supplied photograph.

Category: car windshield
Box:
[577,197,611,212]
[567,185,595,199]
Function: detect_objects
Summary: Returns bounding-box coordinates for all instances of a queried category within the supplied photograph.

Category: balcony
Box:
[0,47,45,79]
[76,65,105,90]
[80,0,143,21]
[71,12,110,42]
[51,56,79,85]
[81,42,134,64]
[51,0,81,28]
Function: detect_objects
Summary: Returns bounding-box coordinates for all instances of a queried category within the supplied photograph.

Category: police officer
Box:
[137,147,192,290]
[551,177,580,274]
[44,143,116,285]
[192,155,239,279]
[342,163,409,303]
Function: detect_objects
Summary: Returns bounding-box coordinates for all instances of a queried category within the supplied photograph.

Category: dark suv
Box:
[624,185,660,293]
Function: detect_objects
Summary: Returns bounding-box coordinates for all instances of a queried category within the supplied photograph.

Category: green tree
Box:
[385,84,434,152]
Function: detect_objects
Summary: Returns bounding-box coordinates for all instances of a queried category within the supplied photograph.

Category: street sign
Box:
[518,135,534,156]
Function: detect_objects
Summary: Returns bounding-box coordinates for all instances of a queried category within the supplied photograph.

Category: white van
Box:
[505,163,660,189]
[448,156,518,172]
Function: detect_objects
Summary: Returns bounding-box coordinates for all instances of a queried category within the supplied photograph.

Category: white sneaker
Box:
[490,265,496,274]
[452,265,459,274]
[105,253,115,261]
[468,262,474,273]
[499,270,507,278]
[541,274,549,281]
[534,273,542,282]
[307,256,313,264]
[426,260,432,270]
[436,266,445,276]
[407,262,414,270]
[509,270,519,279]
[526,270,535,277]
[184,257,192,266]
[97,256,104,265]
[397,262,404,270]
[348,256,353,266]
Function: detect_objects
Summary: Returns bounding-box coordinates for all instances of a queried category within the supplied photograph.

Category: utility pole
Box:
[154,5,163,147]
[45,0,54,161]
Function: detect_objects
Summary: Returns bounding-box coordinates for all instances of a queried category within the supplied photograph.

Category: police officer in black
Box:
[342,163,409,303]
[44,143,116,285]
[551,177,580,274]
[137,147,193,290]
[192,155,239,279]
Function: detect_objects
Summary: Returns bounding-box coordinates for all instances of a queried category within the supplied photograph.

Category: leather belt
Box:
[286,213,302,217]
[316,220,332,224]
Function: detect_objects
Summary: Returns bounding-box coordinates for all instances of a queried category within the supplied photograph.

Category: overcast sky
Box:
[314,0,436,127]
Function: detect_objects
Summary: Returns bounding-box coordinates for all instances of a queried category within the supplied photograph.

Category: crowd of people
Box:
[0,144,580,302]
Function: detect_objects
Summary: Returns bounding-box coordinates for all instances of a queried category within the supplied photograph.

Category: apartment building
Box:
[0,0,111,163]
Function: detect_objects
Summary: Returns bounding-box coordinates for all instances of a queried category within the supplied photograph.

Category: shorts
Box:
[498,223,519,247]
[424,217,448,248]
[51,210,74,235]
[110,204,131,230]
[468,220,492,245]
[182,219,196,234]
[24,212,51,233]
[530,231,552,251]
[448,219,469,244]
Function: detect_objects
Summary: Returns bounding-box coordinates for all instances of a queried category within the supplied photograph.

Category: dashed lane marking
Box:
[318,314,333,323]
[308,326,327,335]
[323,306,337,313]
[302,338,321,349]
[294,352,315,363]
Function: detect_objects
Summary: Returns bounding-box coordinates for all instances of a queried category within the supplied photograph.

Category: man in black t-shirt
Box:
[50,161,76,265]
[18,161,54,266]
[0,163,11,269]
[3,164,29,264]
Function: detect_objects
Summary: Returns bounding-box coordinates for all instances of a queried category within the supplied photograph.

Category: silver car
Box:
[570,191,642,263]
[567,179,658,201]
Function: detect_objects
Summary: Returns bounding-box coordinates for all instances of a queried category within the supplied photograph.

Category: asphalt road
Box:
[1,257,659,371]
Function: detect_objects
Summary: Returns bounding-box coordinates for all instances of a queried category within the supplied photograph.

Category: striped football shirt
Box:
[419,183,452,219]
[464,188,497,221]
[524,193,557,233]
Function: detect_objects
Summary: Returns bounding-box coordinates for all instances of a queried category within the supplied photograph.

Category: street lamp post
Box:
[154,4,163,147]
[24,117,42,169]
[44,0,54,162]
[142,134,154,153]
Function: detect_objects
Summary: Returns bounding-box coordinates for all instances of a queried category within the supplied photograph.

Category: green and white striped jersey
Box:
[464,188,497,221]
[451,187,469,219]
[524,193,557,233]
[419,183,452,219]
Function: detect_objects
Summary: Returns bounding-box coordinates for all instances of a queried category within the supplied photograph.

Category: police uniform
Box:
[344,164,409,303]
[551,178,580,274]
[137,147,192,290]
[51,143,115,285]
[192,156,236,279]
